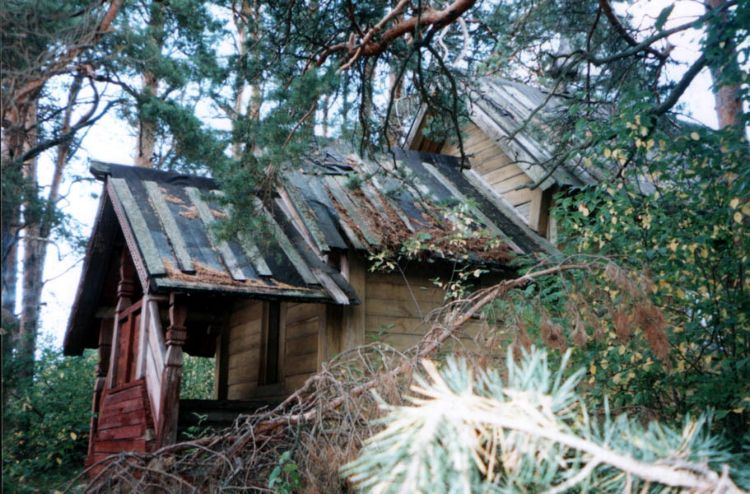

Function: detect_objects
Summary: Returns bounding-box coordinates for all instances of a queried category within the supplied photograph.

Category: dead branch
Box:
[76,262,594,493]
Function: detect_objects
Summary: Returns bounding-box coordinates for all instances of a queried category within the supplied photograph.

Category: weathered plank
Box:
[285,333,318,357]
[144,181,194,273]
[237,232,273,277]
[255,200,318,284]
[228,333,262,354]
[227,382,258,400]
[185,187,247,281]
[494,173,533,195]
[366,274,445,302]
[97,412,148,431]
[285,303,324,324]
[229,302,263,328]
[284,373,313,393]
[324,176,381,246]
[503,187,536,206]
[279,184,329,253]
[482,164,525,186]
[97,425,146,441]
[94,439,149,454]
[109,178,166,276]
[284,351,317,377]
[365,297,438,319]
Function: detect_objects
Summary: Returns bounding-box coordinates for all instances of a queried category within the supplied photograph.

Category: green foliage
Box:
[2,343,96,493]
[268,451,302,494]
[343,349,748,493]
[544,119,750,445]
[180,354,215,399]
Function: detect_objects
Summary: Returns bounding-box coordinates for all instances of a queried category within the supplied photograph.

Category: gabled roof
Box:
[65,148,555,355]
[64,162,357,355]
[407,77,603,189]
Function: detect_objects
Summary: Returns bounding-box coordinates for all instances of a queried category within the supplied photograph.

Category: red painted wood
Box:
[94,438,148,454]
[97,425,147,441]
[102,384,143,404]
[129,311,140,381]
[101,397,148,415]
[97,412,148,431]
[89,378,156,466]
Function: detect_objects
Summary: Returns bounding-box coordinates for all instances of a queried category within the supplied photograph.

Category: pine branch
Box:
[344,351,746,493]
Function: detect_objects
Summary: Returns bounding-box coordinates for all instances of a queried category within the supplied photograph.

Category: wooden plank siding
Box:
[363,271,482,351]
[225,299,263,399]
[439,122,549,233]
[282,302,324,393]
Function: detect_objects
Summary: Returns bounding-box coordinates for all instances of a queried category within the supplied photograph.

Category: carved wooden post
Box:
[157,293,187,447]
[107,250,136,388]
[87,317,113,460]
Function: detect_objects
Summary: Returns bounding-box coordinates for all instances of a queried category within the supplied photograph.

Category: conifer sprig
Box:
[343,349,746,493]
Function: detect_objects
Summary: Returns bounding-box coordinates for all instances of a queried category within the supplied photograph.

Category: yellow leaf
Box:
[640,126,648,136]
[690,132,700,141]
[667,239,679,252]
[734,212,743,224]
[604,148,612,158]
[55,457,62,465]
[70,432,77,440]
[578,203,590,217]
[730,198,740,209]
[589,363,597,376]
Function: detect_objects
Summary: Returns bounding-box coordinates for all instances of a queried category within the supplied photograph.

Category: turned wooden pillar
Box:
[107,250,136,388]
[157,293,187,447]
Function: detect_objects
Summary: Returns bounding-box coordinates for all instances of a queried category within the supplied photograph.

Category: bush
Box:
[2,343,96,493]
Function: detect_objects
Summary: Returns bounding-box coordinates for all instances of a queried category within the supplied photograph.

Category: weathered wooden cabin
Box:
[405,77,600,240]
[63,147,554,465]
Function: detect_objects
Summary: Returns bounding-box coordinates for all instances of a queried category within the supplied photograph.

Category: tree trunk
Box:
[17,77,82,384]
[706,0,744,130]
[136,0,165,168]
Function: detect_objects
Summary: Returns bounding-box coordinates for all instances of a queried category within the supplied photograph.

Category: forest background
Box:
[1,0,748,491]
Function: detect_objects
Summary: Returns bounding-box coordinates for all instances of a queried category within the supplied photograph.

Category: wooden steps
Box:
[87,379,156,469]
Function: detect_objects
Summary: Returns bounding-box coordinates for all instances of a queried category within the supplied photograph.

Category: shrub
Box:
[2,343,96,493]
